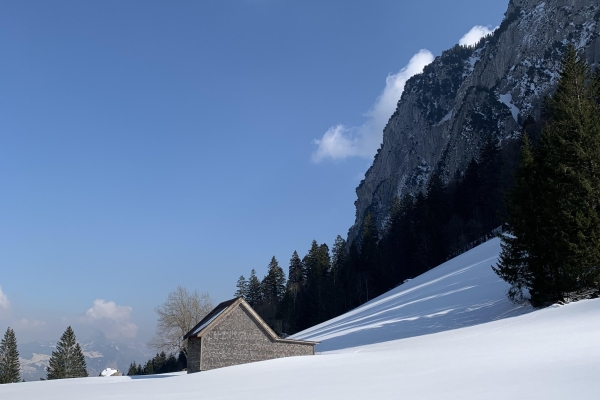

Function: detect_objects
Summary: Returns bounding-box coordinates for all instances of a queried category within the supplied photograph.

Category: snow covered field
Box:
[292,237,534,351]
[3,238,599,399]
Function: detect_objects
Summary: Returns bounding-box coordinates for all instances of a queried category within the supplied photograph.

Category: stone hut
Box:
[183,297,317,372]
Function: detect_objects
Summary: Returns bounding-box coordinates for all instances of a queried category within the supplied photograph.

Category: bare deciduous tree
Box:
[149,286,213,355]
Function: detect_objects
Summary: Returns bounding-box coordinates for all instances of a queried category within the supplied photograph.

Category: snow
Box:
[189,307,226,336]
[498,92,520,124]
[82,351,103,359]
[291,238,532,351]
[3,237,600,399]
[99,368,119,377]
[435,110,453,126]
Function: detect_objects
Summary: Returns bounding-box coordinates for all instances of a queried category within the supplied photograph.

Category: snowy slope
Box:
[1,299,600,399]
[3,237,599,399]
[292,237,533,351]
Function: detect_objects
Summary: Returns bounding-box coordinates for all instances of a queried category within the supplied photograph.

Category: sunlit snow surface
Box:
[292,238,532,351]
[3,238,600,399]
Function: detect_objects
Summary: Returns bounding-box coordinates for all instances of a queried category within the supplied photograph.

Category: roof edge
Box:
[183,297,319,346]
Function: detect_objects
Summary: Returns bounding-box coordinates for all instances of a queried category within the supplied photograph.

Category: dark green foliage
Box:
[237,127,518,335]
[143,359,154,375]
[232,64,540,334]
[246,269,262,307]
[287,251,305,288]
[0,327,20,384]
[242,124,519,335]
[46,326,88,380]
[234,275,249,300]
[255,257,287,334]
[299,241,332,327]
[497,47,600,306]
[128,350,184,376]
[330,235,348,311]
[262,257,286,304]
[127,362,138,376]
[495,134,536,302]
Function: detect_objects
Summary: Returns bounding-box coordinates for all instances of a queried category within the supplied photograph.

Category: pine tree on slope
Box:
[496,46,600,305]
[46,326,88,379]
[0,327,20,384]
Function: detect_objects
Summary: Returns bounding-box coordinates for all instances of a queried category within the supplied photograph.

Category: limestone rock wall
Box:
[349,0,600,244]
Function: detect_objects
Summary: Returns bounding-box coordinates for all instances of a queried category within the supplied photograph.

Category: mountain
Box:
[18,331,152,381]
[349,0,600,243]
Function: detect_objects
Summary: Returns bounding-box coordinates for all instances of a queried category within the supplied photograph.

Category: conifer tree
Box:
[262,257,286,304]
[46,326,88,379]
[497,46,600,305]
[234,275,249,300]
[247,269,262,307]
[495,133,536,302]
[0,327,20,384]
[424,173,450,268]
[303,241,331,325]
[177,350,187,370]
[331,236,348,294]
[287,251,305,288]
[143,360,154,375]
[127,362,137,376]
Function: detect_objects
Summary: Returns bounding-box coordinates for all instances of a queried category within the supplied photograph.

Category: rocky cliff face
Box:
[349,0,600,244]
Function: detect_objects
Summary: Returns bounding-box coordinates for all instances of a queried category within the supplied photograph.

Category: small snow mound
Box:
[99,368,122,377]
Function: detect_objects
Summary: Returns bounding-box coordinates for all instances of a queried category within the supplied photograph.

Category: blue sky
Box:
[0,0,507,344]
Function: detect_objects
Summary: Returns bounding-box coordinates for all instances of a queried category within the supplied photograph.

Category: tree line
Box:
[127,350,186,376]
[235,47,600,335]
[233,131,514,335]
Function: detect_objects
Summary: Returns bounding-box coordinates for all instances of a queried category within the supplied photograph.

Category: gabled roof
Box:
[183,297,318,345]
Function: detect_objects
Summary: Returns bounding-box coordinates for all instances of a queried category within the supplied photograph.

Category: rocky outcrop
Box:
[349,0,600,244]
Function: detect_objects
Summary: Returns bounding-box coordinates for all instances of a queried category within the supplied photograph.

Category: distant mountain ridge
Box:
[19,331,151,381]
[349,0,600,243]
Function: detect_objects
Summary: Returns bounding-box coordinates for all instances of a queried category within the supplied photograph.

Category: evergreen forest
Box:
[127,351,186,376]
[234,47,600,336]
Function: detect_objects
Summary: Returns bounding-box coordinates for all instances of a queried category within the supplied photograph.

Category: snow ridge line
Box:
[293,256,498,339]
[295,286,477,340]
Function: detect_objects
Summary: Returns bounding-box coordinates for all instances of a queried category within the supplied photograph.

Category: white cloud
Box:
[459,25,497,47]
[13,318,47,330]
[84,299,138,339]
[0,286,9,317]
[312,49,435,163]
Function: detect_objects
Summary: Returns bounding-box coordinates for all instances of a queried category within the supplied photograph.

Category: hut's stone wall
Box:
[187,337,202,373]
[200,306,313,371]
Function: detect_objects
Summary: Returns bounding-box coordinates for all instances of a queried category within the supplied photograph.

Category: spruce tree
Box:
[234,275,249,300]
[495,133,536,302]
[331,236,347,294]
[127,362,138,376]
[46,326,88,379]
[497,46,600,305]
[0,327,20,384]
[247,269,262,307]
[287,251,305,288]
[262,257,286,304]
